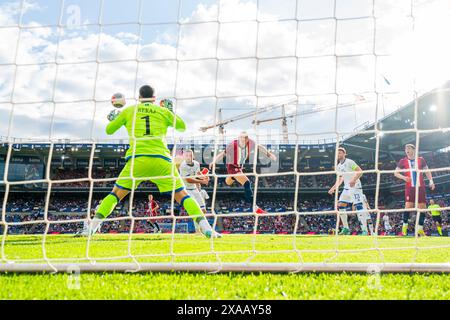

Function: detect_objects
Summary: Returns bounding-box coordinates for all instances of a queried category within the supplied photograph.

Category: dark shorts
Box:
[432,215,442,223]
[227,164,244,175]
[405,186,426,204]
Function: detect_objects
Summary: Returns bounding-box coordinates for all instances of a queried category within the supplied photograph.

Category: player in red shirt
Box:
[394,144,435,236]
[209,132,277,214]
[147,194,161,233]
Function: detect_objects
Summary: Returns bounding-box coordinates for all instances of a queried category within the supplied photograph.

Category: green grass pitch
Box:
[0,234,449,300]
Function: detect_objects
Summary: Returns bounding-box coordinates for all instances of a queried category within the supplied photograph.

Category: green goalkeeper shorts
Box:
[115,156,185,194]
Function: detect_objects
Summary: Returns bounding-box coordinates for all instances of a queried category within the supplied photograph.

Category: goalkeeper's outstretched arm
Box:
[165,108,186,132]
[106,108,127,135]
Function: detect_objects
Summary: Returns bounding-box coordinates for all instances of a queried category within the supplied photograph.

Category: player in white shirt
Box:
[179,150,222,238]
[179,150,210,214]
[356,194,374,235]
[382,214,393,235]
[328,147,365,235]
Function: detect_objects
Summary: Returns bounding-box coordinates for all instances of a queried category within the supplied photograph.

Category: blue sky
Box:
[0,0,449,144]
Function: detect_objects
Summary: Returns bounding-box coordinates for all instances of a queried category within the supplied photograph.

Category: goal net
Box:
[0,0,450,273]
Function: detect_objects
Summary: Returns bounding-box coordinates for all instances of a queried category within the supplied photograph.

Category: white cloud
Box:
[178,22,219,59]
[298,56,336,95]
[297,19,335,57]
[257,20,297,58]
[217,21,257,59]
[218,0,257,22]
[217,59,257,97]
[336,18,374,56]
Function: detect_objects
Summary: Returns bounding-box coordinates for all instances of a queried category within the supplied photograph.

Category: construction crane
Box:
[200,98,297,143]
[254,98,373,129]
[280,105,289,143]
[200,96,371,144]
[199,98,297,133]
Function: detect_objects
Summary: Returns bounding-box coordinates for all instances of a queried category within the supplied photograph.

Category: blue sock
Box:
[243,181,254,205]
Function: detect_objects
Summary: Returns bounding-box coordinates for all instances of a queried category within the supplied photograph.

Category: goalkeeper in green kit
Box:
[86,85,221,238]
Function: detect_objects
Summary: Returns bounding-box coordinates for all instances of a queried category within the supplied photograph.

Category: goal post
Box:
[0,0,450,274]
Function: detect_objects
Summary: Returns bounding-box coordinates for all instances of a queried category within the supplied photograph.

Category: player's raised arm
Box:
[169,112,186,131]
[209,150,226,169]
[106,108,127,135]
[257,144,277,161]
[183,171,209,185]
[161,99,186,132]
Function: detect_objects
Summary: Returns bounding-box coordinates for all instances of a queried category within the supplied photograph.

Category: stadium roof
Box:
[341,80,450,159]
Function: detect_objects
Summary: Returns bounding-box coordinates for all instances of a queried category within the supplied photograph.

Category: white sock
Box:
[368,221,374,235]
[357,213,367,232]
[89,217,103,235]
[340,211,349,229]
[360,221,368,233]
[198,218,212,233]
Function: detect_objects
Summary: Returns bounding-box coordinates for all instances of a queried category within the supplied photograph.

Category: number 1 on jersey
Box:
[141,115,151,136]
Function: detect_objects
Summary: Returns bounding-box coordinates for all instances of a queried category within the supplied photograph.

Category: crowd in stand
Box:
[3,149,449,235]
[3,191,448,236]
[39,150,450,191]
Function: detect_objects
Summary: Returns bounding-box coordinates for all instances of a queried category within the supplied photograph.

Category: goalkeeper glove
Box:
[107,110,120,122]
[160,99,174,113]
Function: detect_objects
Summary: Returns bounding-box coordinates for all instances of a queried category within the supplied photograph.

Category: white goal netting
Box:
[0,0,450,273]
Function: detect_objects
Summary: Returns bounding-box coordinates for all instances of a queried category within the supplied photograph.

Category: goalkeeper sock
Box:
[437,226,443,236]
[339,211,349,229]
[181,195,208,225]
[95,193,120,219]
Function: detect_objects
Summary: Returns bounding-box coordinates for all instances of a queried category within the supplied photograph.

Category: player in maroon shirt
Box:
[394,144,435,236]
[147,194,161,233]
[209,132,277,214]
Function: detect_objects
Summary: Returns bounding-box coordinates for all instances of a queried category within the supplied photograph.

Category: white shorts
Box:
[384,223,392,230]
[186,189,206,208]
[357,211,371,221]
[339,188,364,205]
[200,188,209,200]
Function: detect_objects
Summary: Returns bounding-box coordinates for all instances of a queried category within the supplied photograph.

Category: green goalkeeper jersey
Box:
[428,204,441,216]
[106,102,186,160]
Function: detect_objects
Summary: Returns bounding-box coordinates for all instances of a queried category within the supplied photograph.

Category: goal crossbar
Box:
[0,263,449,274]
